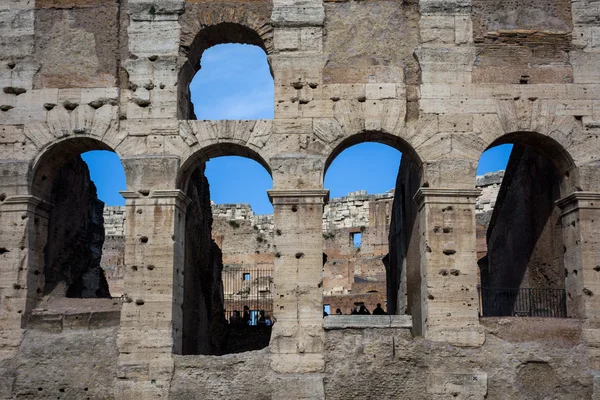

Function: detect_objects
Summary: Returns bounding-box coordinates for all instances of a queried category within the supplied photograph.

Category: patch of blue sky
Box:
[190,43,274,120]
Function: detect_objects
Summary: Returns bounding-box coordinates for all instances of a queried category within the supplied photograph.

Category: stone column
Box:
[115,155,187,399]
[556,192,600,321]
[0,195,51,359]
[414,188,485,347]
[556,192,600,393]
[268,189,329,400]
[116,189,189,399]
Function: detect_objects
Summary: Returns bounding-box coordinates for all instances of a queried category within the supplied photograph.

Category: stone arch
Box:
[478,130,577,196]
[178,12,274,120]
[322,130,423,184]
[322,130,423,319]
[476,130,578,318]
[485,131,575,179]
[22,135,126,323]
[30,136,123,203]
[174,140,273,355]
[177,140,272,193]
[473,100,586,186]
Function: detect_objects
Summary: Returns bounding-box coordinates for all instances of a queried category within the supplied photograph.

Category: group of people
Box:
[323,303,388,317]
[229,305,273,327]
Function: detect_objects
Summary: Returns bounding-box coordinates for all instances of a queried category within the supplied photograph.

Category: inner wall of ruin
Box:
[2,0,600,399]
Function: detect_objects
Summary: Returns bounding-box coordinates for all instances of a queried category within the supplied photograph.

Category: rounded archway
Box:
[175,144,274,356]
[26,138,126,319]
[178,23,274,120]
[322,135,423,323]
[475,132,576,318]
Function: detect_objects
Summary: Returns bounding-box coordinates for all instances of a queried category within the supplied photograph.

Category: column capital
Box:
[414,188,482,208]
[268,189,330,205]
[2,195,53,216]
[556,191,600,214]
[120,190,191,210]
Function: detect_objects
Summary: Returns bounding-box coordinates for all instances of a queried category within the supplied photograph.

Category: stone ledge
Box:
[27,310,121,332]
[323,315,412,330]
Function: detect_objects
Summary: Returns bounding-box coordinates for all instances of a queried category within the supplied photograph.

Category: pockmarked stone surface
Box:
[2,0,600,398]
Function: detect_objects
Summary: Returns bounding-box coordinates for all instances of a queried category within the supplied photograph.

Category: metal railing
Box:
[222,267,274,326]
[479,287,567,318]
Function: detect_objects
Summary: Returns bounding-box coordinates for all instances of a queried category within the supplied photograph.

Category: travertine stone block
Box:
[128,21,180,57]
[271,6,325,27]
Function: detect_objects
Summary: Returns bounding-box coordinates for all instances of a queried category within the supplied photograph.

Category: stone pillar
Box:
[556,192,600,392]
[414,188,485,347]
[0,195,51,360]
[556,192,600,321]
[116,189,189,399]
[268,189,329,400]
[115,155,186,399]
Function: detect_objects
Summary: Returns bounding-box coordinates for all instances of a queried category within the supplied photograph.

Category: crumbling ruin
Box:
[2,0,600,398]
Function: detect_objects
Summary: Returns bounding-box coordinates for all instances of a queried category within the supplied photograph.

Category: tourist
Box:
[358,305,370,315]
[243,305,251,325]
[335,308,342,315]
[257,310,266,326]
[373,303,386,315]
[230,310,242,326]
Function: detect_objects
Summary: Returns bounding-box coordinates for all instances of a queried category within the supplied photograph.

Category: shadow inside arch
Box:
[30,136,120,201]
[486,131,576,178]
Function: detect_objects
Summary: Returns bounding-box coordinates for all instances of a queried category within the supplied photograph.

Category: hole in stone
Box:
[63,100,79,111]
[140,236,149,243]
[295,252,304,259]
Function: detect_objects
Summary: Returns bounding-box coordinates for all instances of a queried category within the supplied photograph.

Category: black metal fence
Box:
[479,287,567,318]
[222,267,274,326]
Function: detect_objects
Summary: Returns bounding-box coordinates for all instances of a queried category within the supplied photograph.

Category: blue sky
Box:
[82,44,510,213]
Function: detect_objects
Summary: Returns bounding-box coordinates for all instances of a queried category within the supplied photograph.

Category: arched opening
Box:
[476,134,576,318]
[28,139,125,318]
[175,146,273,355]
[322,138,422,321]
[179,23,274,120]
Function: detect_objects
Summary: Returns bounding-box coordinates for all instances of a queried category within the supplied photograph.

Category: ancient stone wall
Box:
[101,206,126,297]
[2,0,600,398]
[472,0,573,84]
[475,171,504,262]
[101,235,125,298]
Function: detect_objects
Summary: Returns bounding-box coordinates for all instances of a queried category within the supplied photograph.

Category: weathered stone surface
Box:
[323,315,412,330]
[1,0,600,398]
